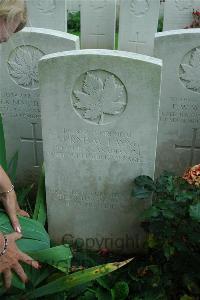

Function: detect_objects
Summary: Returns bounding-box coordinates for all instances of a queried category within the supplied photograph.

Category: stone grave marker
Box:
[39,50,162,253]
[80,0,116,49]
[163,0,200,31]
[26,0,67,32]
[0,27,79,186]
[154,29,200,176]
[118,0,160,56]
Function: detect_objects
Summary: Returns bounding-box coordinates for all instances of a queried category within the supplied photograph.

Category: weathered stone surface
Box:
[154,29,200,175]
[80,0,116,49]
[163,0,200,31]
[118,0,160,56]
[26,0,67,31]
[39,50,162,253]
[0,28,79,185]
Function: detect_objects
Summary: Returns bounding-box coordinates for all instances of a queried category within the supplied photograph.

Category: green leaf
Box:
[0,114,7,171]
[7,151,18,183]
[26,258,134,299]
[132,176,154,199]
[111,281,129,300]
[0,210,50,252]
[33,165,46,225]
[163,242,175,260]
[189,203,200,222]
[180,295,195,300]
[29,245,72,273]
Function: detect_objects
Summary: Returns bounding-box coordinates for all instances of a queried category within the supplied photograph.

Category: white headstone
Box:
[67,0,81,12]
[0,28,79,186]
[80,0,116,49]
[118,0,160,56]
[163,0,200,31]
[26,0,67,32]
[155,29,200,175]
[39,50,162,253]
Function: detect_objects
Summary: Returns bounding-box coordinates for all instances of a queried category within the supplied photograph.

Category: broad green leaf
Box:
[132,176,154,199]
[26,258,134,299]
[111,281,129,300]
[33,165,46,225]
[29,245,72,273]
[0,114,7,171]
[189,203,200,222]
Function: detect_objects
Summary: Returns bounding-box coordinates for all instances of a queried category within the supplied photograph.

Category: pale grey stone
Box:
[155,29,200,175]
[0,28,79,186]
[39,50,162,253]
[163,0,200,31]
[26,0,67,32]
[80,0,116,49]
[118,0,160,56]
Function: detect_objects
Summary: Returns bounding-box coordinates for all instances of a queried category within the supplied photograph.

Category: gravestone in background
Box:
[163,0,200,31]
[39,50,162,253]
[0,28,79,186]
[80,0,116,49]
[118,0,160,56]
[26,0,67,32]
[154,29,200,175]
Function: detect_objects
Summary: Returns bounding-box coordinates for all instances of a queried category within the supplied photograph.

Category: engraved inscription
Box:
[0,89,41,120]
[46,129,141,164]
[48,189,131,210]
[175,128,200,166]
[175,0,193,11]
[89,0,108,9]
[36,0,56,13]
[159,97,200,124]
[72,70,127,125]
[180,47,200,94]
[7,45,45,90]
[130,0,150,16]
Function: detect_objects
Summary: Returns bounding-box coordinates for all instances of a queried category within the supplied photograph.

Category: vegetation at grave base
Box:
[69,173,200,300]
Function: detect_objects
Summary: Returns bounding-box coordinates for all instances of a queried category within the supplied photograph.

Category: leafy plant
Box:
[67,11,80,33]
[72,173,200,300]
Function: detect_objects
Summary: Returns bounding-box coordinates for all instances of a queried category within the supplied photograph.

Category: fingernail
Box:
[16,226,21,233]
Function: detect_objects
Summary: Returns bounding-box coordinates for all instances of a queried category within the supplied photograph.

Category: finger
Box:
[18,209,30,218]
[19,252,40,269]
[12,263,28,284]
[10,232,22,241]
[16,201,30,218]
[3,269,12,289]
[3,200,21,233]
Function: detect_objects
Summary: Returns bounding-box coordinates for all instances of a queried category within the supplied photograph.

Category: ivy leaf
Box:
[111,281,129,300]
[189,203,200,222]
[132,176,155,199]
[163,242,175,260]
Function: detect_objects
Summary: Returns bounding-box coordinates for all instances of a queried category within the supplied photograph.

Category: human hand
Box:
[0,232,40,289]
[0,190,29,233]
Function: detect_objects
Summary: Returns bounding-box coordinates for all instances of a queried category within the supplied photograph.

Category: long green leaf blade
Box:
[26,258,134,299]
[33,165,46,225]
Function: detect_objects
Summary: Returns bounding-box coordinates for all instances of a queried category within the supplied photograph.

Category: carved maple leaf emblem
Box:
[73,72,126,124]
[180,48,200,93]
[130,0,150,15]
[8,46,44,89]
